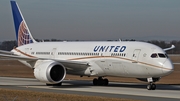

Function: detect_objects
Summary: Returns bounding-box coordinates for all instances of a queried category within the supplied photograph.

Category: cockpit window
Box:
[151,53,167,58]
[165,54,169,58]
[151,53,158,58]
[158,53,166,58]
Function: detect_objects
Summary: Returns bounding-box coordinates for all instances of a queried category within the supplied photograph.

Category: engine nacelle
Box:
[34,60,66,84]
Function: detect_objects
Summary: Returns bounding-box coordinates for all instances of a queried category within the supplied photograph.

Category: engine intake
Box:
[34,60,66,84]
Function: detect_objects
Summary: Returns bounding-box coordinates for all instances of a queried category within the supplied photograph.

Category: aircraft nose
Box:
[162,59,174,75]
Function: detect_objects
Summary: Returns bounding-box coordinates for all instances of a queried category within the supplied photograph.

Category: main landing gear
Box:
[93,77,109,86]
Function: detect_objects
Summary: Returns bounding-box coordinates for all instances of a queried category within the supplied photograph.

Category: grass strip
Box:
[0,88,139,101]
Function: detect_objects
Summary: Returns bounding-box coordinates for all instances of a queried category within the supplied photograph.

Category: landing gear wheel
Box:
[151,84,156,90]
[93,77,109,86]
[147,84,152,90]
[147,83,156,90]
[98,77,104,85]
[104,79,109,86]
[93,78,98,85]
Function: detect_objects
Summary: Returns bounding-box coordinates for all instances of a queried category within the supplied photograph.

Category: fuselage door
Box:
[51,48,57,59]
[132,49,141,62]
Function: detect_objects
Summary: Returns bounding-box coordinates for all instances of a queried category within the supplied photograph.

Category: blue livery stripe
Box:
[11,1,22,41]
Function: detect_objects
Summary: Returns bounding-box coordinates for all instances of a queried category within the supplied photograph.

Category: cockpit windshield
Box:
[151,53,158,58]
[158,53,166,58]
[151,53,168,58]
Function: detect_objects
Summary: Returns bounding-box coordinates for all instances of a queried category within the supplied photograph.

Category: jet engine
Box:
[34,60,66,84]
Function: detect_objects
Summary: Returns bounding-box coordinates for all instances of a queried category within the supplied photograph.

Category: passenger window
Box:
[151,53,158,58]
[158,53,166,58]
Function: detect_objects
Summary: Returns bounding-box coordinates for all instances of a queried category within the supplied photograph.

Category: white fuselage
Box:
[12,41,173,78]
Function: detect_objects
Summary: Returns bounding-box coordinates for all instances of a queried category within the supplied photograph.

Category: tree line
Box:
[0,40,179,54]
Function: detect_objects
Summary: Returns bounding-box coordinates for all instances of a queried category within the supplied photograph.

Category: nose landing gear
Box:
[147,78,157,90]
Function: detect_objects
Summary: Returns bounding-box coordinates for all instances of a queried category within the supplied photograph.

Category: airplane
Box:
[0,0,175,90]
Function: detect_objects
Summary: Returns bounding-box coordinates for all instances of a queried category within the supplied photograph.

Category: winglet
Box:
[163,45,175,51]
[10,0,37,46]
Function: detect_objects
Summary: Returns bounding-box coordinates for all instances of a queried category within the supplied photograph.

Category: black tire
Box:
[98,79,104,85]
[93,78,98,85]
[151,84,156,90]
[97,77,103,85]
[147,84,152,90]
[104,78,109,86]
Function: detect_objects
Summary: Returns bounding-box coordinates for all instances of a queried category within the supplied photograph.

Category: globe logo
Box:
[18,21,33,46]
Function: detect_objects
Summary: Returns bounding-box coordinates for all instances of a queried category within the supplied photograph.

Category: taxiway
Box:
[0,77,180,101]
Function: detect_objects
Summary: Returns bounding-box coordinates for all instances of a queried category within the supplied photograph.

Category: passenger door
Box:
[50,48,57,59]
[132,49,141,63]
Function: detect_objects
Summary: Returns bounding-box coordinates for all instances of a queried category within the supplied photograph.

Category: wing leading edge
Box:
[0,50,89,71]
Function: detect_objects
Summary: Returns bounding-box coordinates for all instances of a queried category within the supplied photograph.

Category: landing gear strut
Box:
[93,77,109,86]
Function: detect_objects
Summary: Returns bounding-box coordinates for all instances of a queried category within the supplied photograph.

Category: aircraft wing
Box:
[0,51,89,71]
[0,50,14,55]
[0,53,37,61]
[163,45,175,51]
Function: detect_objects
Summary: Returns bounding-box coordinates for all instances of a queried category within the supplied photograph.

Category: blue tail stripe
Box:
[11,1,23,41]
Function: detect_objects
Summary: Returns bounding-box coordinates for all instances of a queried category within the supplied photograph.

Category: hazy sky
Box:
[0,0,180,41]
